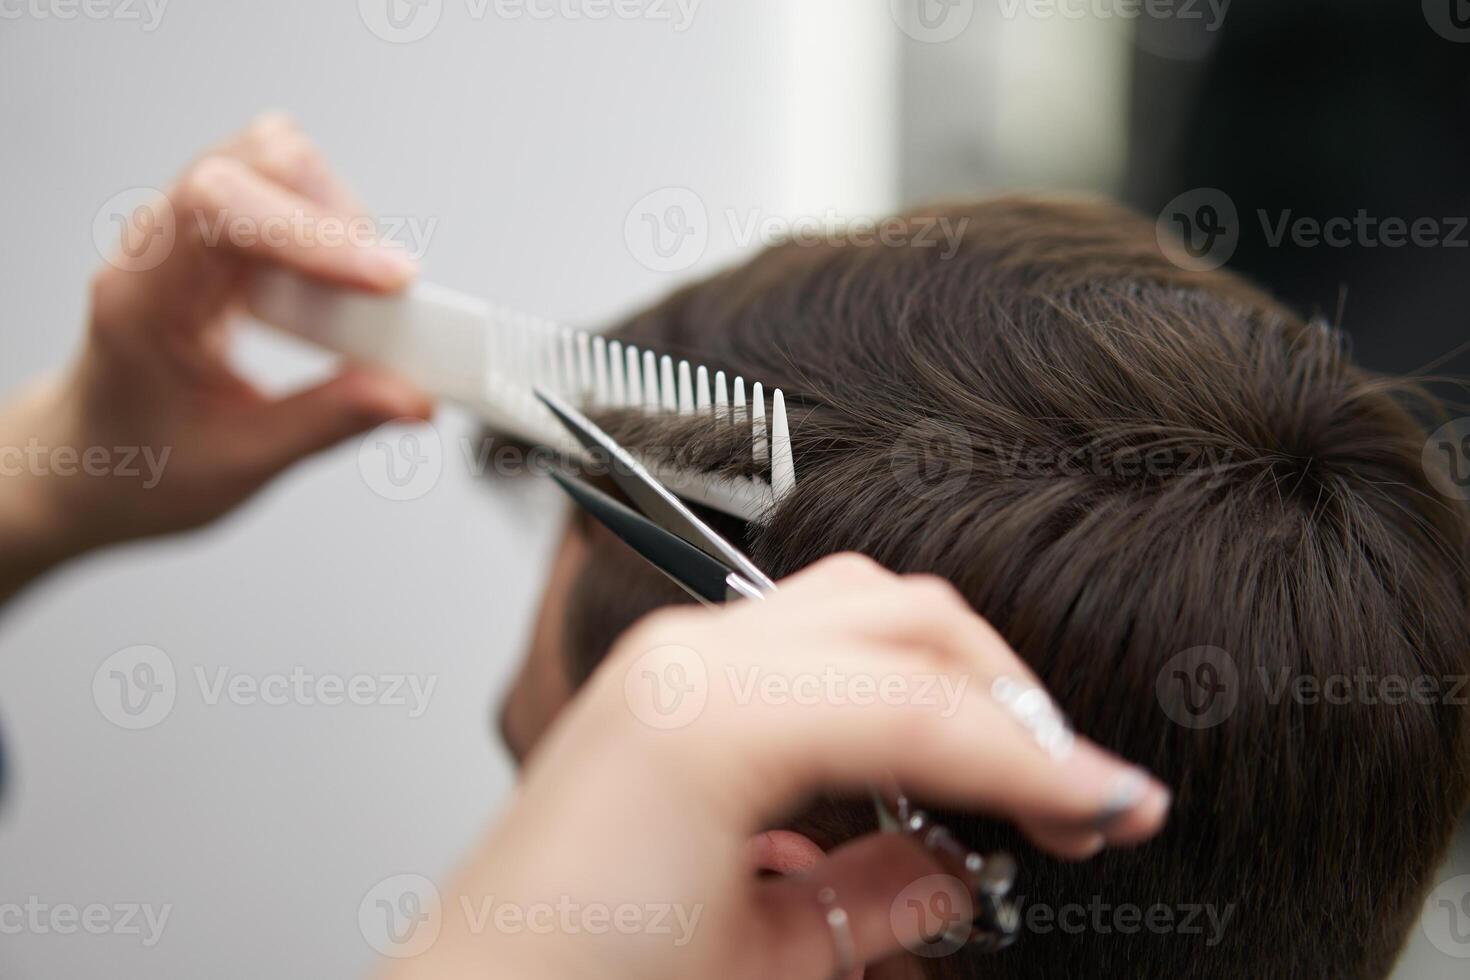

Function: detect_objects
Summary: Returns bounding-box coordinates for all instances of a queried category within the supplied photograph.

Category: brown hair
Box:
[557,196,1470,978]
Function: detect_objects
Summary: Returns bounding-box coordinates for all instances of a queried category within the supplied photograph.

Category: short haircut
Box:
[555,196,1470,978]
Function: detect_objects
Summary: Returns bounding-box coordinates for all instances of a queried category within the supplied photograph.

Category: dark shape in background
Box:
[1125,0,1470,379]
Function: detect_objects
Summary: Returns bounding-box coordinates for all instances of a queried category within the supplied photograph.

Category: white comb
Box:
[245,268,795,521]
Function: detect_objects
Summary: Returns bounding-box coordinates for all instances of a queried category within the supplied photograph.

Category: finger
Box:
[232,364,433,476]
[173,154,414,292]
[766,559,1043,690]
[214,111,365,215]
[755,833,984,980]
[1021,822,1106,862]
[780,575,1044,689]
[727,563,1152,840]
[773,553,896,596]
[719,649,1170,846]
[770,552,893,590]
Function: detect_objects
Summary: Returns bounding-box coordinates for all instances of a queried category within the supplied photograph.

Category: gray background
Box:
[0,1,1463,977]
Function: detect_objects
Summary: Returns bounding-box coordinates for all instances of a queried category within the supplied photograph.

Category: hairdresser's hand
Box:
[402,554,1172,980]
[0,114,430,594]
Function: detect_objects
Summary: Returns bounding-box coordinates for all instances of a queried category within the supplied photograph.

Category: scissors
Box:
[535,387,1021,952]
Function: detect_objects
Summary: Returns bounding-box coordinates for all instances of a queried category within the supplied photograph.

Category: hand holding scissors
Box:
[381,396,1172,980]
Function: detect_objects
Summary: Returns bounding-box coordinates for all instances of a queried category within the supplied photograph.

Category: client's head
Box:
[498,195,1470,978]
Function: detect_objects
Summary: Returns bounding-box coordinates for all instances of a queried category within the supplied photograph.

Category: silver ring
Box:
[991,675,1075,760]
[817,886,857,980]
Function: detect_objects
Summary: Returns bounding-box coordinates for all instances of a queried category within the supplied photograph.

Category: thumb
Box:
[755,832,1006,979]
[239,364,434,477]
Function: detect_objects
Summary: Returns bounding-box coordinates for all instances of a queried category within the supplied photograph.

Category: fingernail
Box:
[1093,769,1150,832]
[1078,833,1106,858]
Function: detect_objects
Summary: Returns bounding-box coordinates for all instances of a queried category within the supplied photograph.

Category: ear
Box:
[746,831,866,980]
[497,521,585,766]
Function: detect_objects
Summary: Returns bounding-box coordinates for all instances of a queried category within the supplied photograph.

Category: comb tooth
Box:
[695,365,711,415]
[625,345,643,407]
[518,319,533,404]
[576,332,592,399]
[503,317,517,381]
[591,335,608,407]
[677,360,694,415]
[752,382,768,466]
[513,329,526,404]
[643,350,658,411]
[488,320,505,399]
[523,322,539,416]
[714,370,728,424]
[609,340,625,407]
[518,321,538,417]
[518,317,533,385]
[518,318,532,387]
[540,325,557,392]
[771,388,795,499]
[506,328,519,408]
[538,326,552,393]
[733,376,747,428]
[660,356,677,413]
[559,329,577,397]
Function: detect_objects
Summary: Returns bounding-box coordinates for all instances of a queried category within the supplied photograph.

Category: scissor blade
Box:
[548,472,743,606]
[535,387,776,592]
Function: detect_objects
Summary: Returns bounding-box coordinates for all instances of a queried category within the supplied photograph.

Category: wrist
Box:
[0,474,78,604]
[0,377,96,593]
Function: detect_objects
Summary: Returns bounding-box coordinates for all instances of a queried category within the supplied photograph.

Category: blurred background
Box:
[0,1,1466,976]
